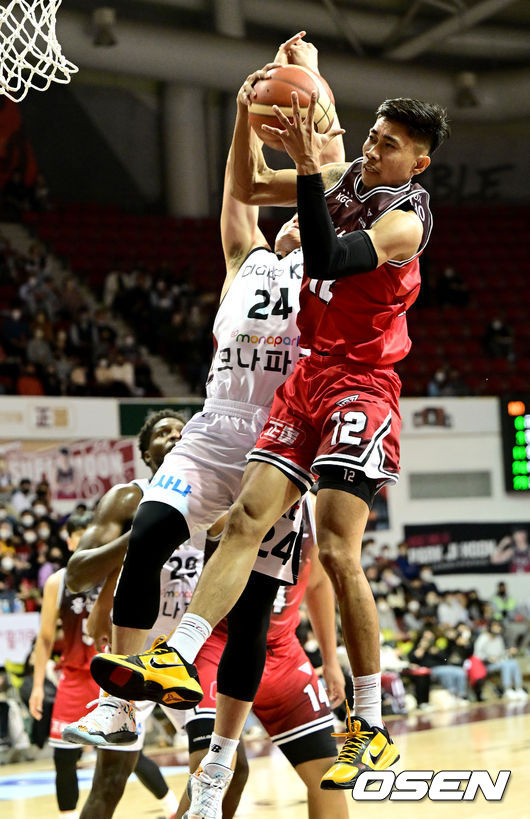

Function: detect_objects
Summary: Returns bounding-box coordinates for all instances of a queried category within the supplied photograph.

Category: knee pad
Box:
[113,501,190,629]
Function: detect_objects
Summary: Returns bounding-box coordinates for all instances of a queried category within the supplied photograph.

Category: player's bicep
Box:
[243,166,298,206]
[366,210,423,265]
[77,486,137,552]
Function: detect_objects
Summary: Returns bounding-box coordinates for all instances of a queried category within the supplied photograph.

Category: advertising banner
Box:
[1,439,135,501]
[404,521,530,574]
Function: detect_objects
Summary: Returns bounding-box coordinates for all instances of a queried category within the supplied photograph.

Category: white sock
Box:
[167,614,212,663]
[201,732,238,772]
[159,787,179,818]
[353,672,383,728]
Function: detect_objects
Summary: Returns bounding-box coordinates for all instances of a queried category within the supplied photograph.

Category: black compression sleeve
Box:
[297,173,378,280]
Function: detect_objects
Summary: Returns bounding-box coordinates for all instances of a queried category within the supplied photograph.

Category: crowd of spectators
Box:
[0,477,85,613]
[103,263,217,394]
[298,540,529,716]
[0,233,160,397]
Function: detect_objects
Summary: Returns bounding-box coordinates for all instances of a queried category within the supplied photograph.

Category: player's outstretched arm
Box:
[29,571,61,720]
[220,154,268,300]
[66,483,141,593]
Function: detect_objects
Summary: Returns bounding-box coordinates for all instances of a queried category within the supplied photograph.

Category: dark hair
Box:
[138,409,186,460]
[66,511,93,535]
[375,98,451,155]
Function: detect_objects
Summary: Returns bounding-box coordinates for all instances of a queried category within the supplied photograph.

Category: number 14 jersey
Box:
[207,247,306,407]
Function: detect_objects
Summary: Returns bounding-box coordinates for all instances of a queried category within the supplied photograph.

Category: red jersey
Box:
[55,568,99,673]
[298,158,432,366]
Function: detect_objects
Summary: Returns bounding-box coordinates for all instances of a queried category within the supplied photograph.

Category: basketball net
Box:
[0,0,78,103]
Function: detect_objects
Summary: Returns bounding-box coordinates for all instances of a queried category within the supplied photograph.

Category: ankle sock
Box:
[167,614,212,663]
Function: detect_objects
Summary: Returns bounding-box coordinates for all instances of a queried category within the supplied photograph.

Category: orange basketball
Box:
[248,65,336,152]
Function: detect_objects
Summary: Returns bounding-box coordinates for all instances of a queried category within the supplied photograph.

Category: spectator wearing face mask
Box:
[403,599,424,635]
[10,479,34,515]
[37,546,64,590]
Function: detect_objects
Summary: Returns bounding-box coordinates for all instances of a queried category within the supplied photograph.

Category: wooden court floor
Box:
[1,703,528,818]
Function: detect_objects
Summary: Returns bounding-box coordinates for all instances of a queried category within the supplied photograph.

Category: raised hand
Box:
[262,91,344,174]
[274,30,307,66]
[237,62,280,107]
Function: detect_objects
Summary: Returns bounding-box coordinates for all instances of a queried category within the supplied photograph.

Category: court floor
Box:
[1,702,528,818]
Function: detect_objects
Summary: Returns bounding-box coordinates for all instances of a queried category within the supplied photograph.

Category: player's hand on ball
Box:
[263,91,344,171]
[274,30,307,66]
[288,39,320,74]
[237,63,280,107]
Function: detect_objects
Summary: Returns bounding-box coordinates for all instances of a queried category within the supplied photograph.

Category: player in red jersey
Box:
[29,509,181,819]
[94,32,450,805]
[30,512,101,818]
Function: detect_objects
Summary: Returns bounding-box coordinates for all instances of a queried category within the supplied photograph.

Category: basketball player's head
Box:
[138,409,186,473]
[274,214,300,257]
[362,98,450,189]
[66,511,93,551]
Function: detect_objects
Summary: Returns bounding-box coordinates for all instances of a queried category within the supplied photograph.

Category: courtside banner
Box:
[1,438,135,501]
[404,521,530,574]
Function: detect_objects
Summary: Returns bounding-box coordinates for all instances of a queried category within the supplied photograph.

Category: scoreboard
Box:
[500,397,530,492]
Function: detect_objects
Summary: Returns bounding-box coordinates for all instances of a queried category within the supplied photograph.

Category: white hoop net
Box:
[0,0,78,103]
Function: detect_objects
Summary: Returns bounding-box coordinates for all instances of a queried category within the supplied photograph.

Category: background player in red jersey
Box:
[30,506,181,819]
[30,512,102,818]
[114,34,451,803]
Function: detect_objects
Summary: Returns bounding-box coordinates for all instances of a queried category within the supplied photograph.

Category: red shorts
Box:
[250,353,401,493]
[49,667,99,747]
[189,629,336,766]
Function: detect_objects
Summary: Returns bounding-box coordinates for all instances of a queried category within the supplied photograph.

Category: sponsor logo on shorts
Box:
[351,770,510,802]
[262,417,304,446]
[336,394,359,407]
[151,474,192,496]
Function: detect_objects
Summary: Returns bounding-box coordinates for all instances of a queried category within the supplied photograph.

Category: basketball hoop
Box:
[0,0,78,103]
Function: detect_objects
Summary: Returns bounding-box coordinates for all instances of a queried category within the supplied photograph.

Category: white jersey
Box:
[207,246,305,407]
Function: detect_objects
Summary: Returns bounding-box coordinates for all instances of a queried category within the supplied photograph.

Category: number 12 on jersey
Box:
[309,278,335,304]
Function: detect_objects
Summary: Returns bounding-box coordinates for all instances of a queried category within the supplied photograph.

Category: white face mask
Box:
[37,527,50,540]
[0,527,12,540]
[23,531,37,544]
[33,505,47,517]
[21,515,35,528]
[1,555,14,572]
[0,510,7,521]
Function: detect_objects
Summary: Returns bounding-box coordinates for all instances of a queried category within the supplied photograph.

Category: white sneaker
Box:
[504,688,518,700]
[183,763,233,819]
[514,688,528,701]
[62,696,137,746]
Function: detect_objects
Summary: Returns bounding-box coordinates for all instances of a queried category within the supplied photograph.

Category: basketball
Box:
[248,65,336,151]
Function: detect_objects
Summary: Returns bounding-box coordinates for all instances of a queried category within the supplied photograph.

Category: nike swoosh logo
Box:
[149,658,184,670]
[368,747,386,765]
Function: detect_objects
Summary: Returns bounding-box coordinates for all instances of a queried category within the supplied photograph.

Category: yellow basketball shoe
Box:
[320,704,399,790]
[90,635,203,710]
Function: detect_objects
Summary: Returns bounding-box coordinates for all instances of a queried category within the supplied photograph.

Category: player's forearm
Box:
[66,532,130,593]
[32,635,53,688]
[231,102,297,206]
[297,174,378,279]
[91,568,120,622]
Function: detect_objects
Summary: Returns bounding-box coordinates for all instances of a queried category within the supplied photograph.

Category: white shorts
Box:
[139,398,303,584]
